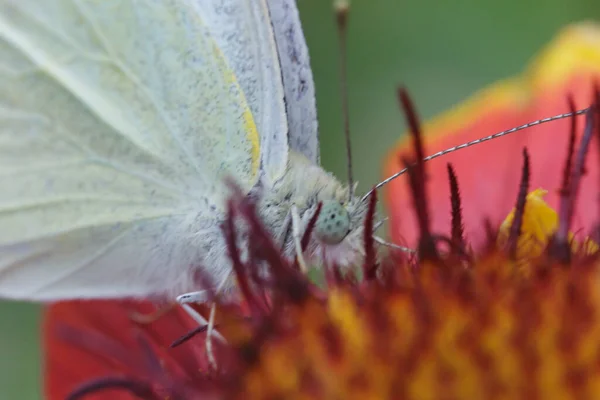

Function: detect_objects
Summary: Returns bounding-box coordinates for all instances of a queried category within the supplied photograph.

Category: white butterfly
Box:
[0,0,584,306]
[0,0,370,302]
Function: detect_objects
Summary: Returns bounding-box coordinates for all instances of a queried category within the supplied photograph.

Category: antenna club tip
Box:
[334,0,350,15]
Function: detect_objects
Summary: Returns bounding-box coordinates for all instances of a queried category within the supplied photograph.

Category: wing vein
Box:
[71,0,204,177]
[0,104,186,197]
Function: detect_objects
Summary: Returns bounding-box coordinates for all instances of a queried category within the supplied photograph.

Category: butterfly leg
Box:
[176,291,227,344]
[205,303,218,370]
[291,205,308,272]
[176,292,208,325]
[175,294,225,371]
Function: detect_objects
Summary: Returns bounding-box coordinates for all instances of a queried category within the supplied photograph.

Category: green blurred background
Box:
[2,0,600,398]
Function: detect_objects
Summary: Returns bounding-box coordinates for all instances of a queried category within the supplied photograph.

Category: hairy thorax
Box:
[165,151,368,300]
[252,151,369,270]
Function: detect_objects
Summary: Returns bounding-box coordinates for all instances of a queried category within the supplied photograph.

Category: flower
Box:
[44,21,600,400]
[384,22,600,251]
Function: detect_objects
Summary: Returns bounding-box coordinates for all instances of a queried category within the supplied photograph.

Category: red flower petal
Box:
[43,300,211,400]
[384,23,600,250]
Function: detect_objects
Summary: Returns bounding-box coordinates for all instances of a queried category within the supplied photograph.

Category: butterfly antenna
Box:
[334,0,354,201]
[361,107,589,202]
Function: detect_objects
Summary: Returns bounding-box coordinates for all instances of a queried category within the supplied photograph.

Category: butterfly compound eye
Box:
[315,201,350,244]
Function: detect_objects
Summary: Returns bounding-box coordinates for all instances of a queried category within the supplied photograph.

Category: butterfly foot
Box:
[176,291,227,345]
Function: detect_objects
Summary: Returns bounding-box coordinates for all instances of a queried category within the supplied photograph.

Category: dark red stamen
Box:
[223,200,265,316]
[447,163,465,250]
[508,148,531,260]
[561,105,596,240]
[170,324,209,348]
[237,195,311,306]
[547,97,580,263]
[294,202,323,271]
[363,189,378,280]
[560,96,578,195]
[67,377,158,400]
[301,202,323,252]
[397,87,426,177]
[397,87,437,260]
[402,156,438,260]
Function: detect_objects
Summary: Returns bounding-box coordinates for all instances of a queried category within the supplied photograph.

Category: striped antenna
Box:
[361,107,590,202]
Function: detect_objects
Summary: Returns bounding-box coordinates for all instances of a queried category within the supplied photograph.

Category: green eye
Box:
[315,201,350,244]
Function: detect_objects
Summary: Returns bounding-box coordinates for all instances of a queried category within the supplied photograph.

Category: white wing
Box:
[0,0,261,300]
[193,0,289,185]
[267,0,320,164]
[198,0,320,171]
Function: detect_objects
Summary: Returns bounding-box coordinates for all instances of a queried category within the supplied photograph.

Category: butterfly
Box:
[0,0,376,305]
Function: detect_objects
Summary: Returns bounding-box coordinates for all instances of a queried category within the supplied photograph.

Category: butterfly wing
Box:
[267,0,320,165]
[0,0,261,300]
[194,0,291,184]
[197,0,320,178]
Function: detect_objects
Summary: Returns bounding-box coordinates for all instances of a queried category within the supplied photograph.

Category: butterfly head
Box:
[303,190,370,269]
[314,200,351,245]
